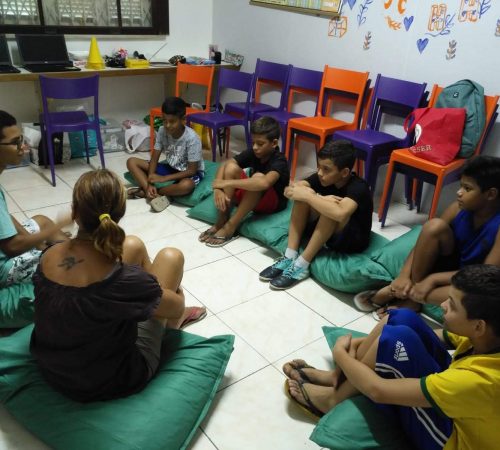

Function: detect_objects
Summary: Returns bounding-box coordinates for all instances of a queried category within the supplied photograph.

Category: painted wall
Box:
[0,0,214,123]
[213,0,500,208]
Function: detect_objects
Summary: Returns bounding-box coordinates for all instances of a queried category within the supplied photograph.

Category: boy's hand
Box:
[146,184,158,199]
[212,179,228,190]
[285,184,315,201]
[409,277,435,304]
[214,189,230,212]
[148,174,166,184]
[333,333,352,360]
[391,275,413,299]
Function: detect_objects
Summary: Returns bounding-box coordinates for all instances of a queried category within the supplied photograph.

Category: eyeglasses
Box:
[0,135,24,149]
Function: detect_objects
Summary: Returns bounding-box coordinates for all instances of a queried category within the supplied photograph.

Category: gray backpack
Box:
[435,80,486,158]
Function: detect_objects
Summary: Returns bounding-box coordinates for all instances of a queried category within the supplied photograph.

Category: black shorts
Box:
[304,220,369,254]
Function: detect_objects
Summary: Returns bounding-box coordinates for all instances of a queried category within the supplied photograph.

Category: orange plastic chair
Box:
[378,85,499,225]
[285,65,370,180]
[149,64,215,152]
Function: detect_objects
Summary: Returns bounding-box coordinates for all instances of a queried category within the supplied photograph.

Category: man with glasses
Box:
[0,110,70,288]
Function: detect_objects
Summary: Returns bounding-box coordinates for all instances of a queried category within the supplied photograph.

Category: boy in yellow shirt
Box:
[283,264,500,450]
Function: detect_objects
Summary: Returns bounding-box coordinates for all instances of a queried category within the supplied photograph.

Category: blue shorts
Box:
[375,309,453,450]
[156,162,204,185]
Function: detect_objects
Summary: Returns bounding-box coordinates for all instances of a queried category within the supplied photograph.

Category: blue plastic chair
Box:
[254,66,323,153]
[333,74,427,193]
[224,58,292,122]
[186,69,254,161]
[39,74,105,186]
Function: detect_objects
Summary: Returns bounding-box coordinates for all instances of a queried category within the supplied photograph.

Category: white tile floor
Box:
[0,148,427,450]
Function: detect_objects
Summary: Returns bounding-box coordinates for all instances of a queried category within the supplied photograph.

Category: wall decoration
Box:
[426,4,455,37]
[329,16,348,37]
[384,0,407,15]
[417,38,429,53]
[446,40,457,59]
[386,16,402,30]
[458,0,491,22]
[249,0,343,18]
[495,19,500,36]
[346,0,357,10]
[403,15,414,31]
[357,0,373,26]
[363,31,372,49]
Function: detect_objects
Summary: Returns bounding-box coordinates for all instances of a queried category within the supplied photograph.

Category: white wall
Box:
[212,0,500,210]
[0,0,214,123]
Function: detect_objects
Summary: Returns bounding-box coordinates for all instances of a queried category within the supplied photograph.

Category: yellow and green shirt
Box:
[421,331,500,450]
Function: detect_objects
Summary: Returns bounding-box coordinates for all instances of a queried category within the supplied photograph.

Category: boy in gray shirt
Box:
[126,97,204,212]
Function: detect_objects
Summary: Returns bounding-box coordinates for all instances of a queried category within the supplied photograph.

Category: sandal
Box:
[282,359,315,383]
[127,187,145,200]
[179,306,207,329]
[198,228,217,243]
[205,234,240,248]
[284,379,324,421]
[353,290,380,312]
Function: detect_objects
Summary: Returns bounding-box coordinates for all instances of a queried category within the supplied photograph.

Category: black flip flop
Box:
[284,379,324,420]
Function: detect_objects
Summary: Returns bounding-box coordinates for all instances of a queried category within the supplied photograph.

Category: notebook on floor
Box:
[16,34,80,73]
[0,34,20,74]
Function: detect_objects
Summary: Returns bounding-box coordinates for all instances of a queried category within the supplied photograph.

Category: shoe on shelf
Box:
[259,256,295,282]
[270,264,310,290]
[150,195,171,212]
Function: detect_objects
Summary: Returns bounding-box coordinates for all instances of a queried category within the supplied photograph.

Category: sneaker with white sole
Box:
[150,195,170,212]
[259,256,295,281]
[269,264,310,290]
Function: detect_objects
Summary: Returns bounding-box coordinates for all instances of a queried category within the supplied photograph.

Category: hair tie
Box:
[99,213,111,222]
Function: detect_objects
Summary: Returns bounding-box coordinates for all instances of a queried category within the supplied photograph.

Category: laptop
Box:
[16,34,80,73]
[0,35,20,74]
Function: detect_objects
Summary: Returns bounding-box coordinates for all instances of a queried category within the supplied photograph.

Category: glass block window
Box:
[0,0,165,34]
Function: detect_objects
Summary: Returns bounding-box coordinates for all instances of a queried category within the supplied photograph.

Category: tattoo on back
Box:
[58,257,84,270]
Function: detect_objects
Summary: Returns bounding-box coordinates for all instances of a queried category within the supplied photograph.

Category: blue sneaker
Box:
[270,264,310,290]
[259,256,295,282]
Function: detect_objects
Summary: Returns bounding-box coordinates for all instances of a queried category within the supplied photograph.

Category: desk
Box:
[0,64,236,122]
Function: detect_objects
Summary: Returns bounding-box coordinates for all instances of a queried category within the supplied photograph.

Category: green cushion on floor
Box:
[309,327,410,450]
[369,226,422,279]
[124,160,220,207]
[186,193,221,224]
[0,283,35,328]
[0,325,234,450]
[310,233,392,294]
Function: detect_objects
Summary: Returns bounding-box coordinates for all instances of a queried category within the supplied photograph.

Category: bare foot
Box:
[199,226,218,243]
[288,380,336,415]
[283,359,335,386]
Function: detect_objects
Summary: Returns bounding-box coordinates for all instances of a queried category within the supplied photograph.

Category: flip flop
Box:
[198,228,217,243]
[371,301,423,321]
[284,379,324,421]
[353,290,380,312]
[282,359,316,383]
[127,187,145,199]
[205,234,240,248]
[180,306,207,329]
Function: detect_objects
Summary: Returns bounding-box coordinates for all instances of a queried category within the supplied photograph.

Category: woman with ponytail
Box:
[30,169,206,402]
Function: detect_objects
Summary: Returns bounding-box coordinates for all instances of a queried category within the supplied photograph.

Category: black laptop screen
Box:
[16,34,69,64]
[0,35,12,65]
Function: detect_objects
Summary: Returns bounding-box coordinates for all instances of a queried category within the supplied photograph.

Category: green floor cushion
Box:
[0,325,234,450]
[369,226,422,280]
[124,160,220,207]
[0,283,35,328]
[187,193,221,224]
[310,327,410,450]
[310,233,392,294]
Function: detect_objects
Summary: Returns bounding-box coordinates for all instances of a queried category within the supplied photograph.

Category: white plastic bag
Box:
[124,123,150,153]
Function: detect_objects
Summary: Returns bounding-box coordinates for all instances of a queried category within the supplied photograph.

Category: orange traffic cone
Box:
[86,36,105,70]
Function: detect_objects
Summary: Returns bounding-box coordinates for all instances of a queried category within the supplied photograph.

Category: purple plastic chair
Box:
[224,58,292,122]
[254,66,323,153]
[39,74,105,186]
[186,69,254,161]
[333,74,427,193]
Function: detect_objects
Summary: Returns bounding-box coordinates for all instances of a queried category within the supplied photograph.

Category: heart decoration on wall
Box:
[347,0,357,9]
[403,15,414,31]
[417,38,429,54]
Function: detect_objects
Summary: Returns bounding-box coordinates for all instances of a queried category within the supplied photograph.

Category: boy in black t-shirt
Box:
[260,140,373,289]
[199,116,290,247]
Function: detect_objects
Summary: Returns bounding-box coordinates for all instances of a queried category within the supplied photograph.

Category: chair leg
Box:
[83,131,90,164]
[405,176,413,210]
[244,123,251,150]
[45,130,57,187]
[211,127,218,162]
[416,180,423,213]
[280,124,287,154]
[95,126,106,169]
[289,130,299,181]
[428,176,444,220]
[378,161,397,227]
[226,128,232,158]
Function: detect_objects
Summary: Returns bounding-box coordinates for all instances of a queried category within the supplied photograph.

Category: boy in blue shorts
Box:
[0,110,69,288]
[126,96,204,212]
[283,264,500,450]
[355,155,500,319]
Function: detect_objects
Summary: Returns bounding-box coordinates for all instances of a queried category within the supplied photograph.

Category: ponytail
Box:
[92,213,126,261]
